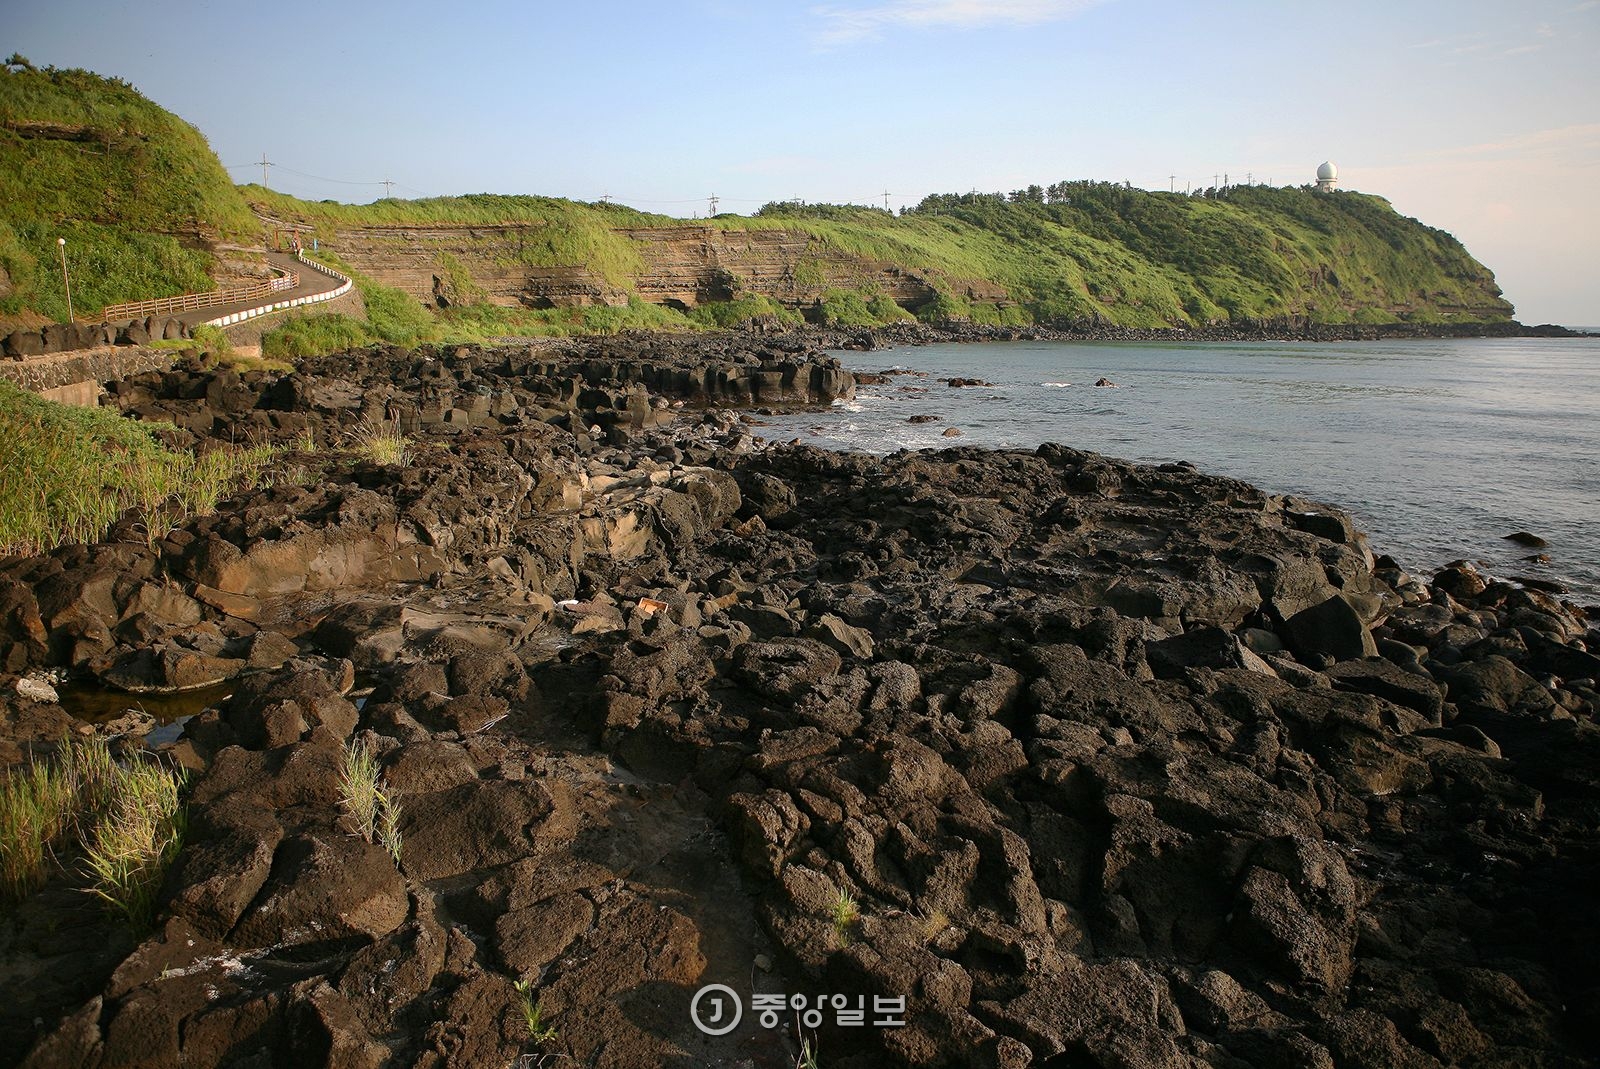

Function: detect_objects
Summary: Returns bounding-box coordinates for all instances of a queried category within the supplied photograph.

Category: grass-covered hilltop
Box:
[2,59,1515,347]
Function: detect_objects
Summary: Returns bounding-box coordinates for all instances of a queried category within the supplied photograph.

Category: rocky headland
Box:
[2,331,1596,1069]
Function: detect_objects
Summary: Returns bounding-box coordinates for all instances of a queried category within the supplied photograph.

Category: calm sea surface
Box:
[759,337,1600,603]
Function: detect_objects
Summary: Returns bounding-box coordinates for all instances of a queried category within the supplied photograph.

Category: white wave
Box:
[1042,381,1073,388]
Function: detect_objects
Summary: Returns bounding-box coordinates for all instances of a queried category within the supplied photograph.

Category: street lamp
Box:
[56,236,74,322]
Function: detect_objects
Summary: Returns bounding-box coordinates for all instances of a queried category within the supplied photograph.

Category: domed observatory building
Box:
[1315,161,1339,192]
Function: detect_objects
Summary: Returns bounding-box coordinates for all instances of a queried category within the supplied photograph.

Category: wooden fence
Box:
[98,272,298,323]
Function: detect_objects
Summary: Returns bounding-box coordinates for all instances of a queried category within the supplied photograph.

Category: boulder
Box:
[1145,626,1277,679]
[230,831,409,948]
[1324,659,1445,723]
[1281,594,1378,663]
[399,780,565,882]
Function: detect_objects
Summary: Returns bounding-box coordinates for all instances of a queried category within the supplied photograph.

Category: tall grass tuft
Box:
[350,419,410,467]
[339,738,382,841]
[513,978,559,1044]
[0,758,76,901]
[831,888,860,946]
[81,759,187,928]
[340,738,402,864]
[1,736,186,928]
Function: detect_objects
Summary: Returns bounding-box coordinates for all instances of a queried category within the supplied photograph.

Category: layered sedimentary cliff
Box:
[310,220,1007,314]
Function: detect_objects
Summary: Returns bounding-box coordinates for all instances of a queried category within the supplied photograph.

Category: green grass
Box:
[339,738,402,864]
[350,418,410,467]
[0,380,280,553]
[186,323,232,358]
[260,311,376,360]
[512,978,558,1044]
[1,754,82,901]
[1,61,259,319]
[830,888,860,946]
[686,295,802,330]
[1,735,186,928]
[82,756,187,928]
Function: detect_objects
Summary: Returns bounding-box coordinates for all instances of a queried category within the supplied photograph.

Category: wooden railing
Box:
[99,272,297,322]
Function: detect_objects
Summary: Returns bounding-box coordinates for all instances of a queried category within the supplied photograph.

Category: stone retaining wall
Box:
[0,346,171,404]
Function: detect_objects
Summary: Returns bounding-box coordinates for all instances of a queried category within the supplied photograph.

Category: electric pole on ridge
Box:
[260,153,272,188]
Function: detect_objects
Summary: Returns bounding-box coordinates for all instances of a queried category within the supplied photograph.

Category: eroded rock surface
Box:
[3,338,1596,1069]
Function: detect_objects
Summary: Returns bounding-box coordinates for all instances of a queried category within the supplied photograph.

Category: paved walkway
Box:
[171,251,348,328]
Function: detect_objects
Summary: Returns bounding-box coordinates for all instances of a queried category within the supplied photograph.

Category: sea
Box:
[758,335,1600,605]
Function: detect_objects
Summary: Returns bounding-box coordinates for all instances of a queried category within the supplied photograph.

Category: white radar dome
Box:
[1317,161,1338,181]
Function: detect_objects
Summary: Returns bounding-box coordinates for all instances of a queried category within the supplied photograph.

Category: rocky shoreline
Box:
[2,331,1597,1069]
[797,318,1589,354]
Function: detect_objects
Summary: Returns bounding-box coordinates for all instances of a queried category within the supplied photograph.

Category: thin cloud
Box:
[813,0,1108,44]
[1504,43,1542,54]
[1430,123,1600,163]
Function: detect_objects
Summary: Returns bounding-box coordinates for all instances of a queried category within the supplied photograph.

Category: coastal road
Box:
[169,251,347,328]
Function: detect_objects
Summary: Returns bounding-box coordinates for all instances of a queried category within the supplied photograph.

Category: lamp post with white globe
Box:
[56,236,74,322]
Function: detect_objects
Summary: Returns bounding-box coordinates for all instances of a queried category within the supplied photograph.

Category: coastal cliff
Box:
[252,186,1513,332]
[3,64,1513,339]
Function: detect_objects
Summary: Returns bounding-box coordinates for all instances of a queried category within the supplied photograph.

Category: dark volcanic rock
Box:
[1282,593,1380,663]
[8,338,1597,1069]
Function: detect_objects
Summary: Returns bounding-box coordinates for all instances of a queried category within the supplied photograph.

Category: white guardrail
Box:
[200,252,354,328]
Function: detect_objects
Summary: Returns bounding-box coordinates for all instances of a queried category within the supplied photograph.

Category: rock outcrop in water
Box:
[1,334,1595,1069]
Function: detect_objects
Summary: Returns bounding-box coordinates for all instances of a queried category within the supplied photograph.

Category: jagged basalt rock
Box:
[4,342,1596,1069]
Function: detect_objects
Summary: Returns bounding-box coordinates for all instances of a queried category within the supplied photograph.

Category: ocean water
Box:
[758,337,1600,604]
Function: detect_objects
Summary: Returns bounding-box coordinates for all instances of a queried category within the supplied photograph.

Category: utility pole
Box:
[1246,172,1253,186]
[260,153,272,188]
[56,237,73,322]
[381,179,395,199]
[600,192,611,205]
[708,194,719,216]
[882,190,892,211]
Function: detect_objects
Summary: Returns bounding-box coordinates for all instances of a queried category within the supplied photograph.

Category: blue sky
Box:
[6,0,1597,323]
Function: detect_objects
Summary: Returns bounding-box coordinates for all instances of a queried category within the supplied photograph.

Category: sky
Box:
[5,0,1598,324]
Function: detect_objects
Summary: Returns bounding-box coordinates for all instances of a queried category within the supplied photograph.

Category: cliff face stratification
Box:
[2,63,1515,332]
[287,219,1007,316]
[255,183,1514,329]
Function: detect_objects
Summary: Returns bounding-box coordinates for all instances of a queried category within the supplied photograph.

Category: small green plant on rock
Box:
[795,1031,822,1069]
[831,888,860,946]
[339,739,402,863]
[350,418,410,467]
[513,978,558,1044]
